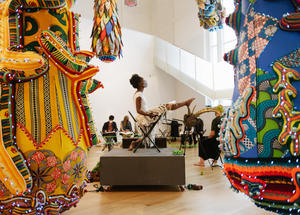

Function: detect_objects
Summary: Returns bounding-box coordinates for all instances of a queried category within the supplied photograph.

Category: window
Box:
[205,0,236,105]
[205,97,232,108]
[209,0,236,62]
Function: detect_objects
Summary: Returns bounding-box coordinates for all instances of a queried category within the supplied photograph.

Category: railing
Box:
[154,37,234,100]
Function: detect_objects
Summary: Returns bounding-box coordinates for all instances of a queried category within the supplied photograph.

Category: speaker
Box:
[155,137,167,148]
[122,138,142,148]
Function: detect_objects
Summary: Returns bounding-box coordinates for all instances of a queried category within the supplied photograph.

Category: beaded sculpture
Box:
[279,0,300,31]
[221,0,300,214]
[0,0,103,214]
[91,0,123,62]
[195,0,226,31]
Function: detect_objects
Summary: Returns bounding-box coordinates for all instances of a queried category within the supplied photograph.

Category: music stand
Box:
[101,131,117,151]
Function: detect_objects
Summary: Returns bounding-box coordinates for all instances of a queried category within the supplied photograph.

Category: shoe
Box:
[186,184,203,190]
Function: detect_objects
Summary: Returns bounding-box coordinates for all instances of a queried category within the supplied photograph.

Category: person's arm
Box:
[120,122,124,132]
[208,130,215,139]
[129,121,132,131]
[208,118,217,138]
[113,122,118,132]
[135,97,156,118]
[102,122,107,133]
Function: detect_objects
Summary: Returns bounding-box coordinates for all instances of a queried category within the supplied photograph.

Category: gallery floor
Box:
[65,142,275,215]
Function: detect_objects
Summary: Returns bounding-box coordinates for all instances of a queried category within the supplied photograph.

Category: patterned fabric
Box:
[136,104,168,127]
[26,150,63,195]
[235,7,278,94]
[256,69,283,158]
[0,81,32,194]
[225,0,241,36]
[272,62,300,156]
[278,48,300,68]
[219,86,255,157]
[221,1,300,214]
[280,12,300,31]
[0,1,100,214]
[91,0,123,62]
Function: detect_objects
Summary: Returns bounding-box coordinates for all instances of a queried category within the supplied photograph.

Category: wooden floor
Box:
[65,143,275,215]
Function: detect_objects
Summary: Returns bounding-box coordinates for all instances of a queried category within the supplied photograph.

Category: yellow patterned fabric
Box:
[0,0,100,214]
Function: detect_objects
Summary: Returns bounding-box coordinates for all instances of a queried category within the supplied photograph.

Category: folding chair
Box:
[128,111,162,153]
[208,153,224,169]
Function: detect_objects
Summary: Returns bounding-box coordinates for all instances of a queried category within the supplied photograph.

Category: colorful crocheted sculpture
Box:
[91,0,123,62]
[221,0,300,214]
[0,0,102,214]
[279,0,300,31]
[195,0,226,31]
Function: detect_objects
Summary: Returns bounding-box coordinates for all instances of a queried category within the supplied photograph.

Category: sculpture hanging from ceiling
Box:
[125,0,137,7]
[195,0,226,31]
[91,0,123,62]
[0,0,103,214]
[221,0,300,214]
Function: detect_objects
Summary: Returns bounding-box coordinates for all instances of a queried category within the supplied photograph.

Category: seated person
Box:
[128,74,195,151]
[194,118,204,144]
[120,115,133,136]
[102,115,118,143]
[194,106,223,166]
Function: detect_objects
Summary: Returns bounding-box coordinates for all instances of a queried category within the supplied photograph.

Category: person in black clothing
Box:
[194,111,222,167]
[102,115,118,143]
[181,126,194,146]
[170,120,181,141]
[193,118,204,144]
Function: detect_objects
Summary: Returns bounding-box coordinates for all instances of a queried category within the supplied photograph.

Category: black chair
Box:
[128,111,162,153]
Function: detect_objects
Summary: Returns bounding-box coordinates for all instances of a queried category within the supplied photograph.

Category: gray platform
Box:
[100,148,185,186]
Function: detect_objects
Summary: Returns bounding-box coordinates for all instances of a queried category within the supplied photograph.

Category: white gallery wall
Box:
[79,18,176,132]
[151,0,207,59]
[73,0,220,136]
[78,17,213,135]
[73,0,207,59]
[174,81,216,135]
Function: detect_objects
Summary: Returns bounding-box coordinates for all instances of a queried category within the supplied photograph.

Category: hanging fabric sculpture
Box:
[0,0,103,214]
[125,0,137,7]
[195,0,226,31]
[221,0,300,214]
[91,0,123,62]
